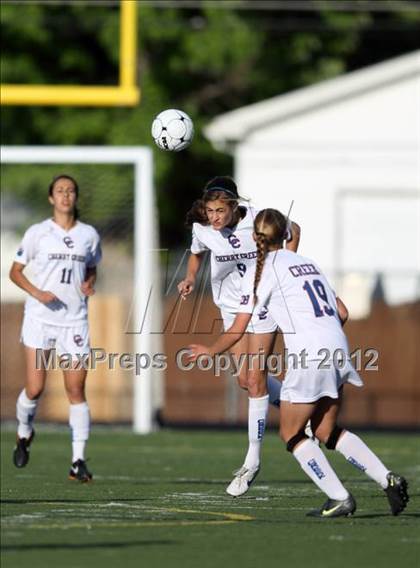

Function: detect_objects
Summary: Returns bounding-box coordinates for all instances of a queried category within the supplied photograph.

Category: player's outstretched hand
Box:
[34,290,59,304]
[81,281,96,296]
[187,344,213,362]
[177,279,194,300]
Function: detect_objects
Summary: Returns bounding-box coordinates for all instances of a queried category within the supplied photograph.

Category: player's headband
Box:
[205,186,238,198]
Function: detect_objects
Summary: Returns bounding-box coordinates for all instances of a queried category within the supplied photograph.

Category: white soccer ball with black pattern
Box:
[151,109,194,152]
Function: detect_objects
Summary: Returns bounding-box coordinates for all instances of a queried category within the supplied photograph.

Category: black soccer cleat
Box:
[69,459,93,482]
[13,430,35,468]
[384,472,409,516]
[306,493,356,518]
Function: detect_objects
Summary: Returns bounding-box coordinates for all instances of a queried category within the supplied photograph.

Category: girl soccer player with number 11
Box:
[188,208,409,517]
[9,175,102,482]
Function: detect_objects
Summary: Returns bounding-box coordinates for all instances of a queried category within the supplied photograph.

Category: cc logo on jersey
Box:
[258,306,268,320]
[63,236,75,249]
[73,334,84,347]
[228,234,240,249]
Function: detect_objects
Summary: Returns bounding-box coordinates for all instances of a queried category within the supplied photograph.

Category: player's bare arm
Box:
[188,312,252,360]
[285,221,301,252]
[9,261,58,304]
[178,252,204,299]
[336,296,349,326]
[81,266,97,296]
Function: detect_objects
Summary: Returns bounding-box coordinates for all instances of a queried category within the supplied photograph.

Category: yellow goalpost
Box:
[1,0,139,107]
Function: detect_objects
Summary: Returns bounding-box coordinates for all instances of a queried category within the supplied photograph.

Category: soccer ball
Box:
[151,109,194,152]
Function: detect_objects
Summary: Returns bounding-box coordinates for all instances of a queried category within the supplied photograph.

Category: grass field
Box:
[1,427,419,568]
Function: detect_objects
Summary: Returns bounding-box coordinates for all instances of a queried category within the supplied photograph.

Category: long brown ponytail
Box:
[253,233,269,303]
[253,209,288,303]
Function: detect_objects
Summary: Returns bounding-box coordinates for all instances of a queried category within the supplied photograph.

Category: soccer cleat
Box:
[69,459,93,482]
[384,472,409,516]
[13,430,35,468]
[306,493,356,518]
[226,466,260,497]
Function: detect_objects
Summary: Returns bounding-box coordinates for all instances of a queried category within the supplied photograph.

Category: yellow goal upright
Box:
[1,0,140,107]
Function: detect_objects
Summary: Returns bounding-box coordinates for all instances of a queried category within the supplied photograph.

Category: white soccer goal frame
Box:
[1,145,161,434]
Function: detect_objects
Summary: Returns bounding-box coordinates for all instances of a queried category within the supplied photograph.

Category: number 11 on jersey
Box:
[60,268,72,284]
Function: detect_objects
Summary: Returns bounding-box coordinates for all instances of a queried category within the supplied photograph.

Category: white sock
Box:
[69,402,90,463]
[293,439,349,500]
[16,389,38,439]
[243,394,269,470]
[267,374,282,407]
[336,431,390,489]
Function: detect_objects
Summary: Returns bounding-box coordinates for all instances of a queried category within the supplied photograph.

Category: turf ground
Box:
[1,428,419,568]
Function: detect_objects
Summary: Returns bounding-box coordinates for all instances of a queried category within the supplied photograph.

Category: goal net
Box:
[1,146,162,433]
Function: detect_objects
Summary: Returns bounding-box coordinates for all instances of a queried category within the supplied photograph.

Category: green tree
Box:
[2,3,419,245]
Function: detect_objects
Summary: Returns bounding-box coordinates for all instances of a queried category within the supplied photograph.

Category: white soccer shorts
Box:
[21,315,90,358]
[280,359,363,403]
[221,308,278,334]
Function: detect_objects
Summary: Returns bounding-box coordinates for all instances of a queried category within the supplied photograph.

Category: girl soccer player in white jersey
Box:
[188,208,409,517]
[178,177,301,496]
[9,174,102,482]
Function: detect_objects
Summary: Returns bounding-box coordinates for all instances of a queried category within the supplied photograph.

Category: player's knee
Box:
[25,387,44,400]
[67,394,86,405]
[247,371,267,398]
[285,430,309,452]
[65,386,86,404]
[236,373,248,391]
[324,425,344,449]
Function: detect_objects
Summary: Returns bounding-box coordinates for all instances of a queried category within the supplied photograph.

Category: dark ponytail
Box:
[185,197,209,226]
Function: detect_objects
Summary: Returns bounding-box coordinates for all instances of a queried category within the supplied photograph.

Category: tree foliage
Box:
[2,3,419,245]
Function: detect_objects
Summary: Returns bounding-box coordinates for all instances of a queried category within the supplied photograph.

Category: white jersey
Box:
[14,219,102,326]
[191,206,291,313]
[239,249,350,361]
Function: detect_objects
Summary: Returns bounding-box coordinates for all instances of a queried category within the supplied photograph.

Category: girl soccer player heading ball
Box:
[9,174,102,482]
[178,177,301,496]
[189,208,409,517]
